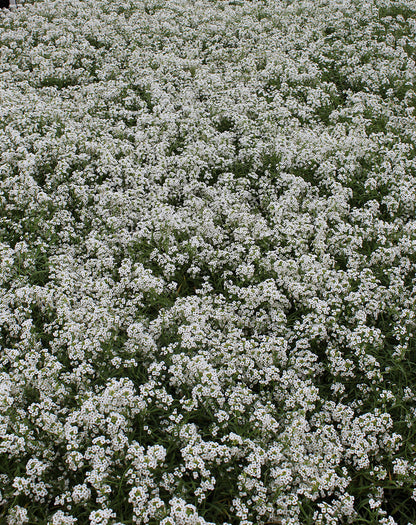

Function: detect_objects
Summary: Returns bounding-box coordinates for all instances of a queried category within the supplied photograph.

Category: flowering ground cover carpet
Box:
[1,0,416,523]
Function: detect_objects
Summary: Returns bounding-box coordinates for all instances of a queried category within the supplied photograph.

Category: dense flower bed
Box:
[1,0,416,523]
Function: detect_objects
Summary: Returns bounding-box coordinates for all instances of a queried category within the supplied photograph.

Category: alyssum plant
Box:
[1,0,416,524]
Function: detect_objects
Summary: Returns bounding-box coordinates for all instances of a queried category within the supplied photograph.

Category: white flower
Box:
[71,484,91,504]
[7,506,29,525]
[393,458,409,477]
[48,511,77,525]
[88,509,116,525]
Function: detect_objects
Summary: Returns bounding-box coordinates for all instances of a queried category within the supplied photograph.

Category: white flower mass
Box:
[1,0,416,523]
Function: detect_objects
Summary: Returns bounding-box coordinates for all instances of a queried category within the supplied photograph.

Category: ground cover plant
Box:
[1,0,416,523]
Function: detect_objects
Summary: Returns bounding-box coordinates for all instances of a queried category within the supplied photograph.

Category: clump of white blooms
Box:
[1,0,416,523]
